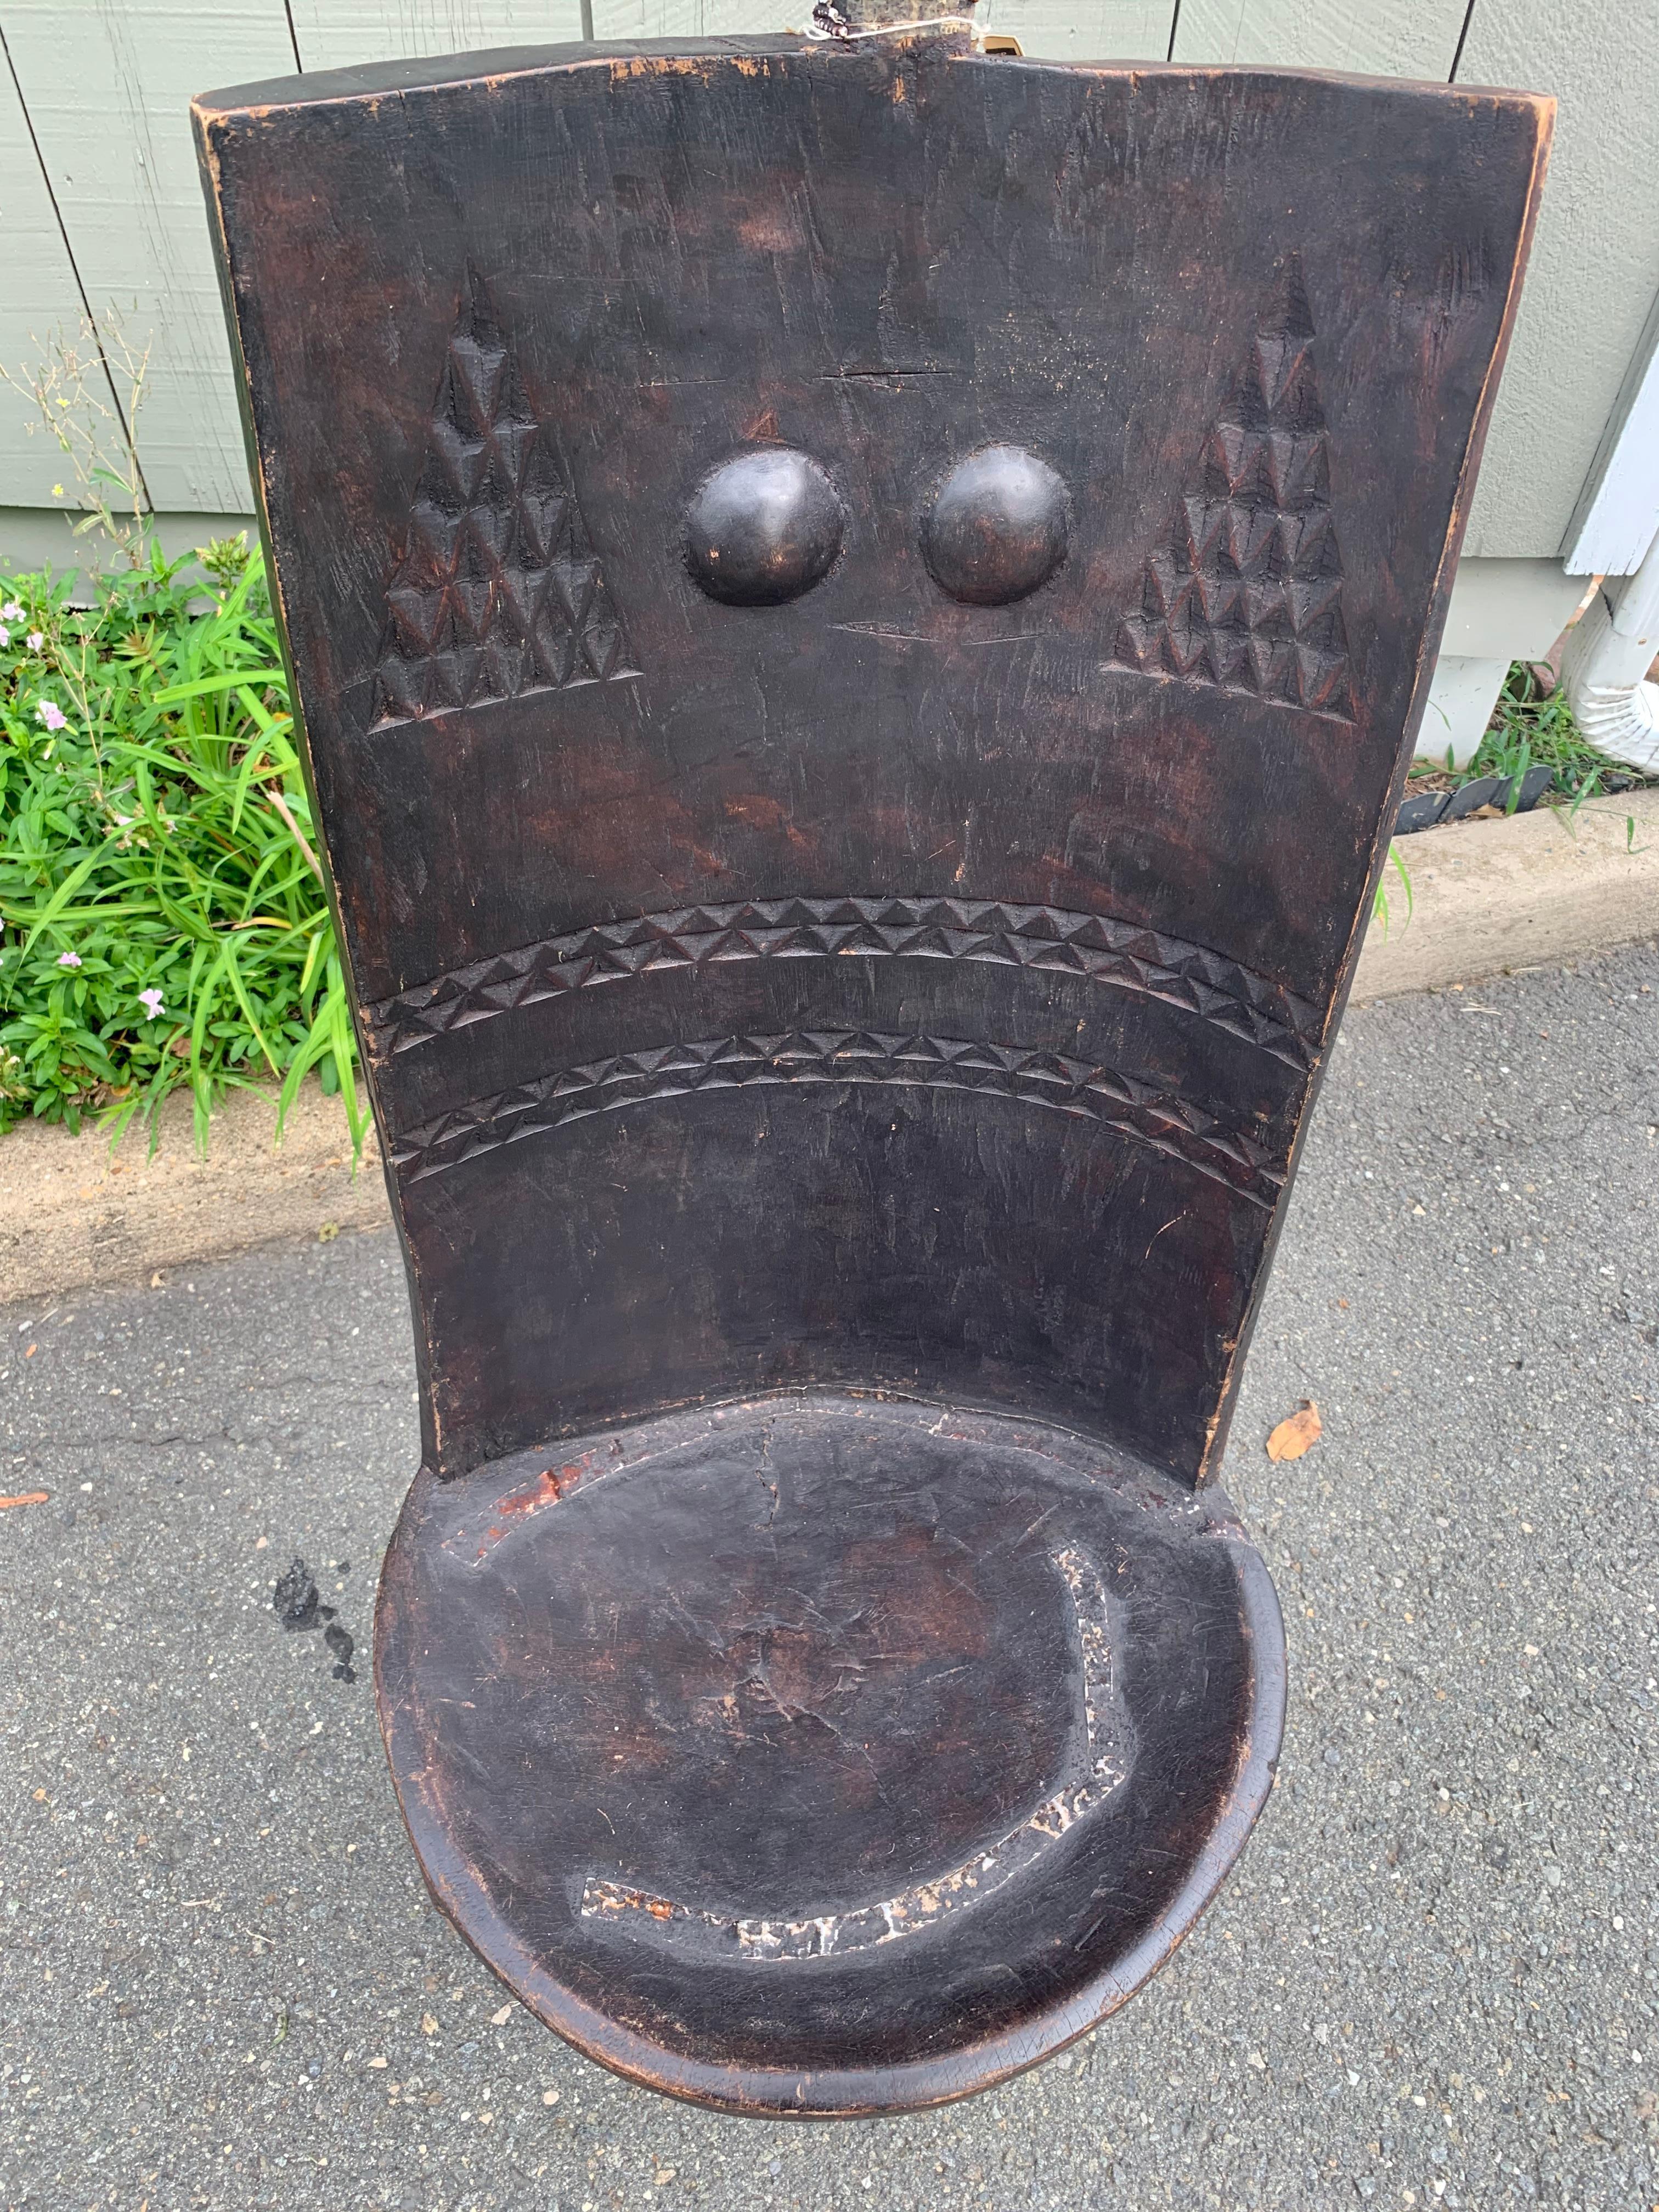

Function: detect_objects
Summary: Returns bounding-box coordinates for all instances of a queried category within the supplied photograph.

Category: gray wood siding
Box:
[1455,0,1659,561]
[2,1,298,513]
[974,1,1169,58]
[289,3,581,72]
[2,1,1656,565]
[1,34,100,507]
[1169,0,1468,77]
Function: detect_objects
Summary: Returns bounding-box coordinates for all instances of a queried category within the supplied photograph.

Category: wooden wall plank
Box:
[589,0,784,37]
[1457,0,1659,561]
[4,0,1655,568]
[975,0,1172,61]
[1170,0,1466,78]
[0,39,104,509]
[290,2,583,74]
[1,2,297,516]
[587,0,1173,57]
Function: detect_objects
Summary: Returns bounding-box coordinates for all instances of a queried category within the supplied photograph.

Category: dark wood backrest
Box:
[196,41,1548,1485]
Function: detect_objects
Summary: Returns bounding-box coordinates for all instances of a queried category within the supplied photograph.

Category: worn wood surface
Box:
[379,1394,1285,2112]
[198,39,1546,2110]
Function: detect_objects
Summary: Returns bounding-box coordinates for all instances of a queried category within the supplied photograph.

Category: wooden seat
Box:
[196,35,1548,2113]
[380,1393,1280,2110]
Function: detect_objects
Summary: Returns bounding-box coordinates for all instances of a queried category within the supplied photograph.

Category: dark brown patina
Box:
[921,445,1071,606]
[194,32,1549,2114]
[685,448,849,606]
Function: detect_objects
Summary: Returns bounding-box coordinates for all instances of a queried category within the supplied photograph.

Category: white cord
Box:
[806,2,979,42]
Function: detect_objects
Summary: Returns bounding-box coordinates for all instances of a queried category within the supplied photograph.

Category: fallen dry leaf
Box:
[1266,1401,1322,1462]
[0,1491,50,1510]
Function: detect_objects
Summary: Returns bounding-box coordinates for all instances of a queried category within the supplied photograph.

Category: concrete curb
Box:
[0,1081,390,1307]
[1352,786,1659,1001]
[3,786,1654,1302]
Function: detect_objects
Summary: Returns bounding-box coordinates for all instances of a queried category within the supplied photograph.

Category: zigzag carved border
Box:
[384,1029,1288,1209]
[364,896,1322,1073]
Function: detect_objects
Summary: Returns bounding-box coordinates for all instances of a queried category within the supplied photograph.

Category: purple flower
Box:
[0,628,9,649]
[36,701,67,732]
[1,601,21,622]
[26,632,43,652]
[57,951,82,969]
[138,987,165,1020]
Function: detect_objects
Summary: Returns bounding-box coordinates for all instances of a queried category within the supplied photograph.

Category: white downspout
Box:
[1560,529,1659,776]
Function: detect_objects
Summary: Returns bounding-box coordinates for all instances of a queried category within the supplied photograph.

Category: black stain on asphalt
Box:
[272,1555,356,1680]
[324,1622,357,1681]
[273,1556,322,1628]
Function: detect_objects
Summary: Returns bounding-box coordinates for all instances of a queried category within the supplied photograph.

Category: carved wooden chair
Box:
[196,30,1548,2114]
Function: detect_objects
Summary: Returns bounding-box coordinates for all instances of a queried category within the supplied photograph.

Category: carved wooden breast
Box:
[196,38,1548,2113]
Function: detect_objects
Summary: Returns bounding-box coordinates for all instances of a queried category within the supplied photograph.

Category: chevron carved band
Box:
[385,1029,1288,1207]
[365,896,1322,1073]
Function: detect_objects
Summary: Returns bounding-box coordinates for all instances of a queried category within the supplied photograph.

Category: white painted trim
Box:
[1562,287,1659,577]
[1561,530,1659,772]
[1440,558,1585,662]
[1419,655,1510,772]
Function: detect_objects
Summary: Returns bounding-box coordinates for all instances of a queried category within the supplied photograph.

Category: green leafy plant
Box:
[0,537,366,1154]
[1472,661,1634,811]
[1417,661,1651,810]
[1370,839,1413,938]
[0,307,154,565]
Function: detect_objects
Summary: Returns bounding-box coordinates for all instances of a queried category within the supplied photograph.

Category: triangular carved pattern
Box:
[1111,261,1353,722]
[385,1028,1288,1210]
[364,894,1324,1073]
[371,272,638,729]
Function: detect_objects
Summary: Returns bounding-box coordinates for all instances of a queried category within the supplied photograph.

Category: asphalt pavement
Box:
[2,942,1656,2212]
